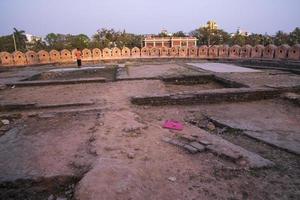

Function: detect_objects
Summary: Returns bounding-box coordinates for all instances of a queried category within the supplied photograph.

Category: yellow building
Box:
[143,37,197,48]
[206,20,218,30]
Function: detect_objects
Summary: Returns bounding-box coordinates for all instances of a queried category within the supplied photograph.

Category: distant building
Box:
[25,34,43,50]
[25,34,42,43]
[205,20,218,30]
[143,37,197,48]
[160,29,172,36]
[231,27,251,37]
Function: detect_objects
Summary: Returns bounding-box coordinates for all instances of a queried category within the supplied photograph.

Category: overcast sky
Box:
[0,0,299,37]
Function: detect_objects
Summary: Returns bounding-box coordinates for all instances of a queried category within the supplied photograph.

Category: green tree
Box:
[29,40,47,51]
[13,28,27,51]
[45,33,66,50]
[245,34,263,46]
[230,34,246,46]
[191,27,230,46]
[0,35,15,52]
[68,34,90,49]
[44,33,90,50]
[115,31,143,48]
[262,34,274,45]
[288,27,300,45]
[0,28,27,52]
[274,31,289,46]
[91,28,142,49]
[243,33,274,46]
[157,32,169,37]
[172,31,186,37]
[93,28,117,48]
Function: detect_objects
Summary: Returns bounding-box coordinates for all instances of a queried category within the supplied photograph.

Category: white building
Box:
[25,34,42,43]
[231,27,252,37]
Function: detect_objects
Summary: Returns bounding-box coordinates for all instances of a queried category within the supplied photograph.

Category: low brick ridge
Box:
[131,86,300,106]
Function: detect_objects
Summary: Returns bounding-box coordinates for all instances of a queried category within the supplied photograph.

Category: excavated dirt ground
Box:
[0,61,299,200]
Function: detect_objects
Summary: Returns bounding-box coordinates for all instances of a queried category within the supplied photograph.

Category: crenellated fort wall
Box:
[0,44,299,66]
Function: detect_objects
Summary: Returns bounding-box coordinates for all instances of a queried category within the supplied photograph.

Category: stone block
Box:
[178,47,188,57]
[288,44,300,60]
[240,45,252,58]
[92,48,101,60]
[121,47,130,57]
[150,47,159,57]
[102,48,112,58]
[229,45,241,59]
[218,45,229,58]
[49,50,60,62]
[208,45,219,58]
[0,52,13,65]
[169,47,179,57]
[141,47,150,57]
[275,44,290,59]
[198,45,208,58]
[131,47,140,57]
[263,44,277,59]
[12,51,27,66]
[111,47,121,58]
[37,50,50,64]
[82,48,92,61]
[189,142,206,152]
[160,47,169,57]
[60,49,72,62]
[183,144,198,154]
[188,46,198,57]
[25,51,39,65]
[251,45,264,58]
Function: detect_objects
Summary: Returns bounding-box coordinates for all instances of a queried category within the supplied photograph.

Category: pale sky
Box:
[0,0,299,37]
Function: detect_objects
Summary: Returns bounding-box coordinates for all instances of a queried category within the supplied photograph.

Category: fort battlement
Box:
[0,44,299,67]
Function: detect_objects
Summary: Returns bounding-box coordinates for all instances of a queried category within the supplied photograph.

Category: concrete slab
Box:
[204,100,300,155]
[187,63,260,73]
[219,71,300,88]
[244,130,300,155]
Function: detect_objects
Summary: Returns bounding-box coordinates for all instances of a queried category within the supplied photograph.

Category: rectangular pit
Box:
[22,66,117,82]
[161,74,247,93]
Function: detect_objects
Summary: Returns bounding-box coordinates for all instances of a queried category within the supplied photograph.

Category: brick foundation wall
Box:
[130,88,290,106]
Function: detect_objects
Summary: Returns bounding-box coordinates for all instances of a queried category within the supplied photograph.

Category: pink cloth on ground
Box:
[163,120,183,131]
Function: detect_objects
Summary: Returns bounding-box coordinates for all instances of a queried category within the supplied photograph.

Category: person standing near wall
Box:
[75,48,82,67]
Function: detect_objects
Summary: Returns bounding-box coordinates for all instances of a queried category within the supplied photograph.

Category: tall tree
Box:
[45,33,66,50]
[28,40,47,51]
[13,28,27,51]
[288,27,300,45]
[230,34,246,46]
[191,27,230,46]
[274,31,289,46]
[68,34,90,49]
[0,35,15,52]
[245,34,264,46]
[91,28,142,49]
